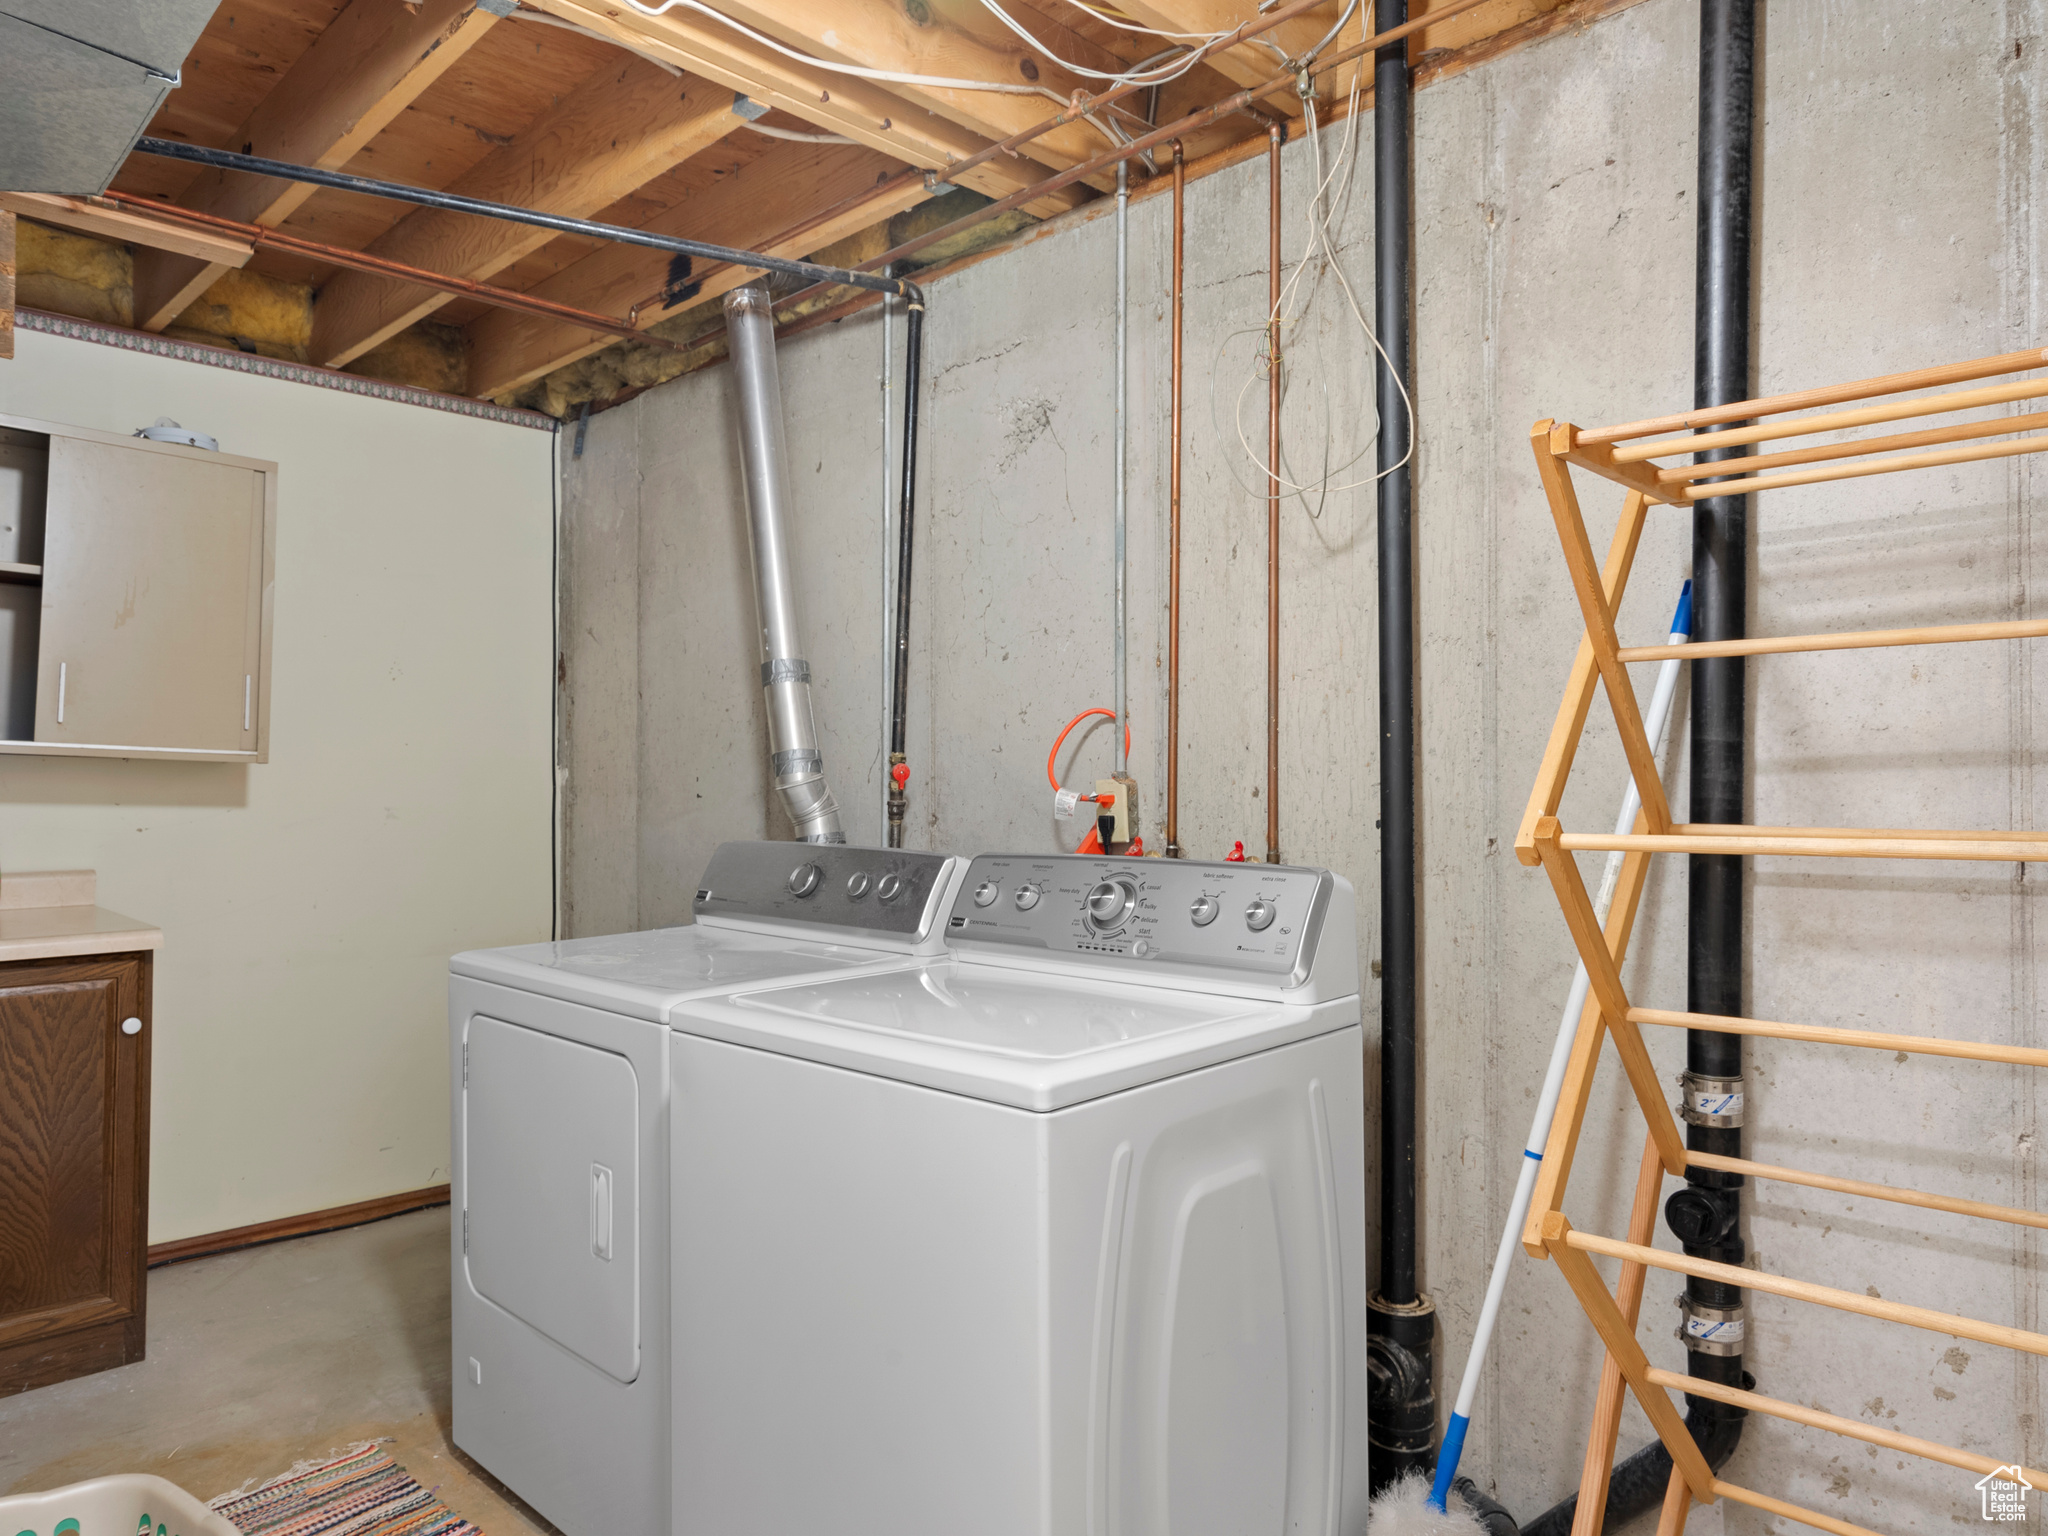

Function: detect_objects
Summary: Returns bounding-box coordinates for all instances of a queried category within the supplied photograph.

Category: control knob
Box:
[878,873,908,903]
[1189,894,1220,927]
[972,879,1000,907]
[1085,879,1137,931]
[1244,896,1277,932]
[846,872,872,899]
[1014,884,1041,911]
[788,862,822,897]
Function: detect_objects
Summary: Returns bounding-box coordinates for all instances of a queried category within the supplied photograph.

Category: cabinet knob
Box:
[121,1016,142,1036]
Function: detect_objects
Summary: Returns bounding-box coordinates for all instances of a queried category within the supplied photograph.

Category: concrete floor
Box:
[0,1208,554,1536]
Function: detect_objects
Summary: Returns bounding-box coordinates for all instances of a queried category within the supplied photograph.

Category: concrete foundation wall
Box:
[559,0,2045,1525]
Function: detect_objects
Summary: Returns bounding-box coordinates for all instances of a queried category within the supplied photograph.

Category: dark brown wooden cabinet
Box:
[0,949,152,1395]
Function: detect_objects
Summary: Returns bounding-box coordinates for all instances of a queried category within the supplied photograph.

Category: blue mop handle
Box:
[1427,581,1691,1513]
[1434,1412,1472,1508]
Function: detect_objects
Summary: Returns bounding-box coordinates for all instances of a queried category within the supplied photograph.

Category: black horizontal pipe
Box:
[133,137,922,305]
[1520,1389,1749,1536]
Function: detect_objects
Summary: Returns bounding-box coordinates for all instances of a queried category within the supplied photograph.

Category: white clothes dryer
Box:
[664,852,1367,1536]
[447,842,966,1536]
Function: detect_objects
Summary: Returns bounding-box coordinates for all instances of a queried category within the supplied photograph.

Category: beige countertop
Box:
[0,870,161,963]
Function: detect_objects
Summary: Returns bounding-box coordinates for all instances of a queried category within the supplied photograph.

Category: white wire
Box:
[1205,68,1369,503]
[621,0,1047,93]
[508,7,685,72]
[1038,0,1234,44]
[1220,65,1415,504]
[1023,0,1296,72]
[1239,76,1370,493]
[551,5,1101,160]
[978,0,1216,85]
[618,0,1187,161]
[742,121,856,143]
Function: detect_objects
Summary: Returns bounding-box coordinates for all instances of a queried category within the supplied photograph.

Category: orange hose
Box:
[1047,708,1132,794]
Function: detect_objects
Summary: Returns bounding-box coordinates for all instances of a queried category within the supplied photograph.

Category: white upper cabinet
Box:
[0,412,276,762]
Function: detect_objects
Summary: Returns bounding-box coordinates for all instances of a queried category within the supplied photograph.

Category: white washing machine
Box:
[665,852,1367,1536]
[447,841,967,1536]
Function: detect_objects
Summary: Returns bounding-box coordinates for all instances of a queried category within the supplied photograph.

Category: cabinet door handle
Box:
[56,662,66,724]
[121,1016,141,1036]
[244,675,252,732]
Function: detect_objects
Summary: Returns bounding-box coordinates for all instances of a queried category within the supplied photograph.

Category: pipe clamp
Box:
[761,658,811,686]
[1675,1294,1746,1356]
[1679,1071,1745,1128]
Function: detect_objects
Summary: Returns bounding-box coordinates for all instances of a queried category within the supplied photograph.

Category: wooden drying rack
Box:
[1518,345,2048,1536]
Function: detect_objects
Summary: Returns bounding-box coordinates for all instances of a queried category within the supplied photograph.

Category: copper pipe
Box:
[97,189,686,354]
[1165,139,1185,860]
[1265,123,1283,866]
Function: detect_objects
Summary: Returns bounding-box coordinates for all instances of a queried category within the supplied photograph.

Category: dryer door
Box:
[465,1015,640,1382]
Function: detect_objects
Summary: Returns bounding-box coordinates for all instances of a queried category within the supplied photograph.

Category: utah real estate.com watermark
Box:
[1978,1467,2033,1523]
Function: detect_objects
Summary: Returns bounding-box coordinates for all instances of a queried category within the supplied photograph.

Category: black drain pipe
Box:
[1366,0,1434,1492]
[1672,0,1754,1464]
[1523,9,1758,1532]
[1519,1395,1747,1536]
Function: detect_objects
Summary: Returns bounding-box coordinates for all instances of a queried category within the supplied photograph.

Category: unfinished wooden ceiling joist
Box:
[4,0,1649,413]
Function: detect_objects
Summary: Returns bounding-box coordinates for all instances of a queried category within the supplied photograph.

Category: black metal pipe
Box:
[886,293,925,848]
[1519,1387,1750,1536]
[133,137,922,305]
[1682,0,1754,1411]
[1366,0,1432,1493]
[1503,12,1758,1536]
[1373,0,1418,1314]
[1451,1476,1521,1536]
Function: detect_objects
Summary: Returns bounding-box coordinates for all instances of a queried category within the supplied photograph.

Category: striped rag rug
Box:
[210,1446,484,1536]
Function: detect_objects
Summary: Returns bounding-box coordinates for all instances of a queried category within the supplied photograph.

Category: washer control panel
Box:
[693,841,956,938]
[946,853,1333,983]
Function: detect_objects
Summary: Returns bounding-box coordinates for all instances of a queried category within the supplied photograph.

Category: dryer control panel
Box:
[694,842,958,942]
[945,853,1337,990]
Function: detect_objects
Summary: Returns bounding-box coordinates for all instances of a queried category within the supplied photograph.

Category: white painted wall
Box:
[562,0,2046,1526]
[0,329,554,1243]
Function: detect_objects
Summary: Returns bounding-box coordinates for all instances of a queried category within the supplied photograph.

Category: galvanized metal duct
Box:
[725,286,845,845]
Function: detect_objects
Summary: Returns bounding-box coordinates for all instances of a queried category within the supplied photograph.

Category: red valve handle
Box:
[891,763,911,787]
